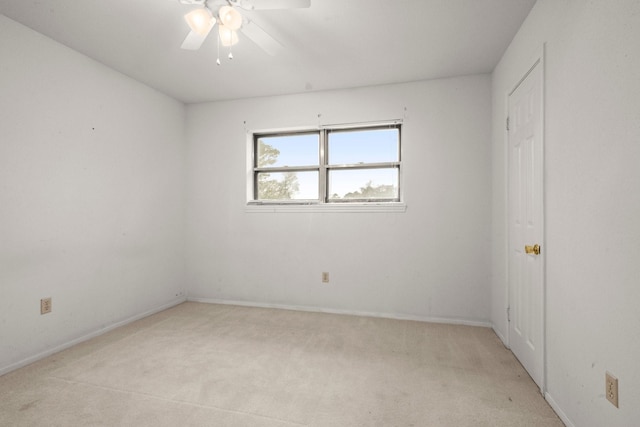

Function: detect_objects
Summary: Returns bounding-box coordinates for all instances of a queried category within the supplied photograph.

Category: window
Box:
[251,123,401,205]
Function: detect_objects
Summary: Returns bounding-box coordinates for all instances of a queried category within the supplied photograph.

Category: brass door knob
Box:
[525,244,541,255]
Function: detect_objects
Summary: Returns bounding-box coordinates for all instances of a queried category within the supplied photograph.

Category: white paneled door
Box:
[508,60,544,391]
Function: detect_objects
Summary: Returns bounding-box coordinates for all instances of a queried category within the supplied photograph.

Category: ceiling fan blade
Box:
[236,0,310,10]
[241,20,284,56]
[181,30,207,50]
[180,24,214,50]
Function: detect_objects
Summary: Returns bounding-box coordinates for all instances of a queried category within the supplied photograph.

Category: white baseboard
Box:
[545,392,574,427]
[0,296,186,377]
[187,297,493,328]
[492,325,509,347]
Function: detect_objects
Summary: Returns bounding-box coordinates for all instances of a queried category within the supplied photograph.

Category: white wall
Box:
[0,16,186,373]
[186,75,492,324]
[491,1,640,425]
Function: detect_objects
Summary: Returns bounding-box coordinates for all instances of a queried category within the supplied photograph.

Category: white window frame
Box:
[246,121,406,213]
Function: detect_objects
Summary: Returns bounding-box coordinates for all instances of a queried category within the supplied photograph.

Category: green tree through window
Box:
[339,181,396,199]
[257,141,300,199]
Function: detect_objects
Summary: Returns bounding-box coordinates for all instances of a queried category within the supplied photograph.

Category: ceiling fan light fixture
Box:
[219,25,239,46]
[184,8,215,36]
[218,6,243,31]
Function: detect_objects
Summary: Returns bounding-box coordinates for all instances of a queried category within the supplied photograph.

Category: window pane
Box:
[256,171,318,200]
[328,128,399,165]
[328,168,399,200]
[256,134,319,167]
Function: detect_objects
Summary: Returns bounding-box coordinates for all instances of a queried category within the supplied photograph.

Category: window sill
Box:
[245,202,406,213]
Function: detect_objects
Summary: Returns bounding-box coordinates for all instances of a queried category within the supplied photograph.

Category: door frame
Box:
[505,46,546,394]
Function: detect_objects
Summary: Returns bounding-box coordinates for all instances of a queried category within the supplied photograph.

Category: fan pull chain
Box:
[216,30,221,66]
[228,43,233,60]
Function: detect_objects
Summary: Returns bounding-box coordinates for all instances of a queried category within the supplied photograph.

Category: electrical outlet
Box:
[606,372,619,408]
[40,297,52,315]
[322,272,330,283]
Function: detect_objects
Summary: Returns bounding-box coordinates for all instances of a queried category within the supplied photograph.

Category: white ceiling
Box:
[0,0,536,104]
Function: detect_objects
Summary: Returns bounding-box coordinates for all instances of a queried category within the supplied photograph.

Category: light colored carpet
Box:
[0,302,563,426]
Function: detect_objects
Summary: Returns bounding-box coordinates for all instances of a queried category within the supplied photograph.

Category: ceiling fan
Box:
[179,0,310,61]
